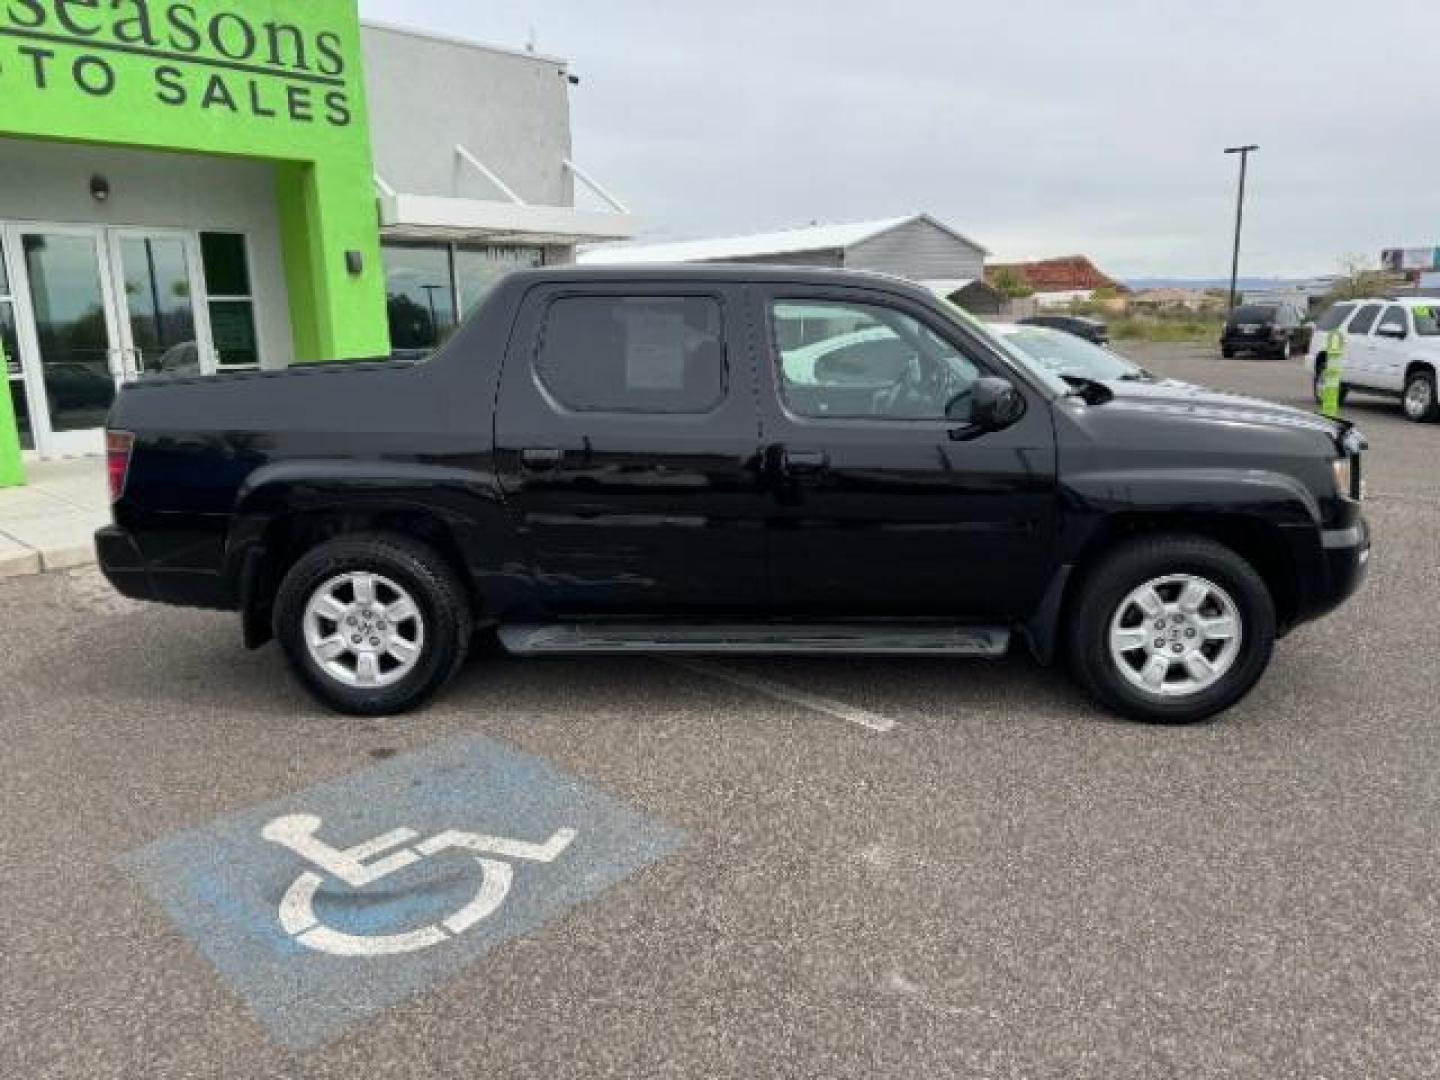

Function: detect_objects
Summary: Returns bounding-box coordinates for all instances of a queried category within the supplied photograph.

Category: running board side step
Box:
[498,624,1011,658]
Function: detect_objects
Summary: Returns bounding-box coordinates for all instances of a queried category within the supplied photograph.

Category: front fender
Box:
[1057,467,1322,559]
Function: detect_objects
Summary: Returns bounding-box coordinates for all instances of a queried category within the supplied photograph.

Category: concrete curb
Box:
[0,542,43,579]
[0,540,95,578]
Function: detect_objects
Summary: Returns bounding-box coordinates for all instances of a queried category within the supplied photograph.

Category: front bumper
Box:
[1309,516,1371,621]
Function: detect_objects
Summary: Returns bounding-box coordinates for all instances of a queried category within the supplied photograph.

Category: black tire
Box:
[1403,369,1440,423]
[1221,346,1236,359]
[1066,535,1276,725]
[274,533,472,716]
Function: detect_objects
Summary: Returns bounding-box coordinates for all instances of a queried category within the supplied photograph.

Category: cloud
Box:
[360,0,1439,277]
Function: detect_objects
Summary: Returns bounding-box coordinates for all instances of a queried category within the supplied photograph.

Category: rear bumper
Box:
[1222,333,1287,351]
[95,525,235,611]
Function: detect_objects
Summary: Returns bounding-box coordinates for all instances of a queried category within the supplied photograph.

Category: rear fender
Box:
[223,461,510,641]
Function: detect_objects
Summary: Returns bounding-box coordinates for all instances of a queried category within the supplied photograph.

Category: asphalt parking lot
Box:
[4,342,1439,1078]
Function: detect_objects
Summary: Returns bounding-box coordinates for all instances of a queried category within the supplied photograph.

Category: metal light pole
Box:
[1224,144,1260,313]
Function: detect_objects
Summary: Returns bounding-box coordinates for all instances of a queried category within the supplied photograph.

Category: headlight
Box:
[1332,456,1352,498]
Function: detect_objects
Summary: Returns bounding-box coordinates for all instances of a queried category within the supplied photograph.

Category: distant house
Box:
[581,214,989,283]
[1130,287,1221,312]
[987,255,1123,308]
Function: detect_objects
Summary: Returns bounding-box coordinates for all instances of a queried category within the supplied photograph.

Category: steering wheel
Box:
[871,356,934,417]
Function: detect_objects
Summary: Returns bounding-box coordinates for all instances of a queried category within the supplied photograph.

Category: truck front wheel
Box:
[274,533,472,716]
[1066,536,1276,724]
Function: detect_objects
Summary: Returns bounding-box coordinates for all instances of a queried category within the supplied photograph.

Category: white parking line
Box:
[670,659,896,733]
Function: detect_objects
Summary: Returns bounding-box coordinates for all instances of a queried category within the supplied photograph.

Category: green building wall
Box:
[0,0,391,486]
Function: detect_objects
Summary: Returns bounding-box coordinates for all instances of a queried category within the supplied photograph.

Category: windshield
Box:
[1414,304,1440,336]
[999,326,1145,382]
[1314,304,1355,332]
[935,299,1072,396]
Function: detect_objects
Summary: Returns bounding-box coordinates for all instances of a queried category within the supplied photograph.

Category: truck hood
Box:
[1097,378,1346,440]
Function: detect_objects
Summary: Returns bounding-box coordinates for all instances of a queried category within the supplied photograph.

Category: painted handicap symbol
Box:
[262,814,578,958]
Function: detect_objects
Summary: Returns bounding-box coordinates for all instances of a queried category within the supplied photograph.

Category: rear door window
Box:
[1347,304,1383,336]
[535,296,725,414]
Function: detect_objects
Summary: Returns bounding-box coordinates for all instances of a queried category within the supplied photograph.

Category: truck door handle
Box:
[781,449,829,476]
[519,446,564,470]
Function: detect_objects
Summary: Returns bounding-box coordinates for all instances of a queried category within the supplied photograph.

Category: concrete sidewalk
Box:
[0,458,108,578]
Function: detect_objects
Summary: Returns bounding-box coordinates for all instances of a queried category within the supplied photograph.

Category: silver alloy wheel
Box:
[1108,574,1243,698]
[1405,376,1432,420]
[303,572,426,689]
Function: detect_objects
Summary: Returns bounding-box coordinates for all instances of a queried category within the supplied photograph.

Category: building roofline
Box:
[360,19,570,69]
[893,213,992,257]
[582,213,989,265]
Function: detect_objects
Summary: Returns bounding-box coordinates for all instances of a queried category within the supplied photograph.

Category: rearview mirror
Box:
[1377,325,1407,340]
[953,376,1025,439]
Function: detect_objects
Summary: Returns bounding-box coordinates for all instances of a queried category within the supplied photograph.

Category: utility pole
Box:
[1224,144,1260,313]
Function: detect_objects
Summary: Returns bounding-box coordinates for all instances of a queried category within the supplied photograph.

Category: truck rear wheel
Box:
[1066,535,1276,724]
[274,533,472,716]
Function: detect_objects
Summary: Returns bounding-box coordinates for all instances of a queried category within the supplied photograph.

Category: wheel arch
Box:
[1027,511,1302,665]
[1404,358,1437,383]
[234,503,479,650]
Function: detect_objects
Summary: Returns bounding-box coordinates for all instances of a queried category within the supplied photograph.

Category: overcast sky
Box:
[360,0,1435,280]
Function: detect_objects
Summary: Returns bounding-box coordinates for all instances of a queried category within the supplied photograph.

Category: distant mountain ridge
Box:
[1124,277,1307,291]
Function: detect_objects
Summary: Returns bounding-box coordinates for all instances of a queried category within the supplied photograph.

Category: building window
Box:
[1,238,32,450]
[383,243,457,354]
[200,233,261,370]
[455,245,543,314]
[383,241,543,355]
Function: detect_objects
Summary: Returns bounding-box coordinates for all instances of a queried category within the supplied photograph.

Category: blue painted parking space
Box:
[120,735,685,1051]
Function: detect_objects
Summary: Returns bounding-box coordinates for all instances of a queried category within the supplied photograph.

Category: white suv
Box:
[1306,298,1440,422]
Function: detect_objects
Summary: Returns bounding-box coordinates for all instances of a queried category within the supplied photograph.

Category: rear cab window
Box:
[535,295,726,415]
[1230,305,1279,325]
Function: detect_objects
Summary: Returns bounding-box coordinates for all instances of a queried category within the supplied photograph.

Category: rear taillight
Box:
[107,430,134,502]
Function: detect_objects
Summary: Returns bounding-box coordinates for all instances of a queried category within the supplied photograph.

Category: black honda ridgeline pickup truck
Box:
[96,267,1370,724]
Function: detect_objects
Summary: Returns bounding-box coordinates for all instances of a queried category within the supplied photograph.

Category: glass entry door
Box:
[2,224,215,458]
[108,229,213,380]
[6,226,122,458]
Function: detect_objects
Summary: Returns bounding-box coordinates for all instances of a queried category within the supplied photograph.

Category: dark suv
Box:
[1222,303,1305,359]
[97,267,1370,725]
